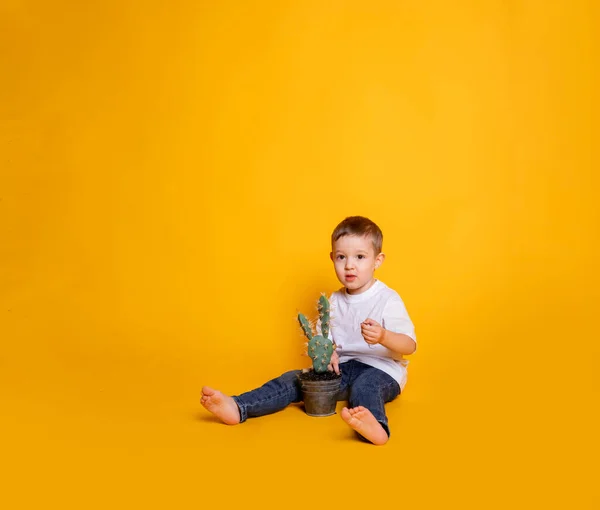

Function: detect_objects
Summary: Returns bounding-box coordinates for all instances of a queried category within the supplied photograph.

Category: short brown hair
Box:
[331,216,383,254]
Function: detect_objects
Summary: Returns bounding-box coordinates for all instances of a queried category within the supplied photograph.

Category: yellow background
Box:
[1,1,598,508]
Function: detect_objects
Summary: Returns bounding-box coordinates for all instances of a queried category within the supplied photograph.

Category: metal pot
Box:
[298,374,342,417]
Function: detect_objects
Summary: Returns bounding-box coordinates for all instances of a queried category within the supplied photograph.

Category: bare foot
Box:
[341,406,389,445]
[200,386,241,425]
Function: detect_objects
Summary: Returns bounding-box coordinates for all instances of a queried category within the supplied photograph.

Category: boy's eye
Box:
[337,255,345,260]
[357,255,364,259]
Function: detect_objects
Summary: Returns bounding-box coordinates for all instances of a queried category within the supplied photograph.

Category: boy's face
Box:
[330,235,385,295]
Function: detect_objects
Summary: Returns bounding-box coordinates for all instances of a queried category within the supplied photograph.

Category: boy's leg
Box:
[344,366,400,443]
[201,386,242,424]
[232,370,303,423]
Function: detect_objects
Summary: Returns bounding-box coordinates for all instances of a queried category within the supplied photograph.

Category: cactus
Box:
[298,295,334,373]
[307,335,334,373]
[297,313,313,340]
[317,294,330,339]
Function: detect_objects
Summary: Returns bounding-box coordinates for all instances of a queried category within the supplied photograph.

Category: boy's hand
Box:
[327,350,340,375]
[361,319,385,345]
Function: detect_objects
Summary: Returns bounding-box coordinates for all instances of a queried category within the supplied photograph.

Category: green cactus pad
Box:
[307,334,334,373]
[297,313,313,340]
[318,295,331,339]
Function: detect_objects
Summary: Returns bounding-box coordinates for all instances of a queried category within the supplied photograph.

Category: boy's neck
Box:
[345,278,378,295]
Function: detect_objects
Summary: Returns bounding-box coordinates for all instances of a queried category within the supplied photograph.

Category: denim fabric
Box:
[232,359,401,441]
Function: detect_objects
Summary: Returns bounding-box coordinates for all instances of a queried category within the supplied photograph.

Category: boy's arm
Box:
[361,297,417,358]
[361,320,416,356]
[380,329,417,356]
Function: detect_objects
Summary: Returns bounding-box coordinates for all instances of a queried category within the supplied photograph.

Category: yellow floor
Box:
[2,305,597,508]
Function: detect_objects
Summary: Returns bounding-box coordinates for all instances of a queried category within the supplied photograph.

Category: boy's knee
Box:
[280,369,302,383]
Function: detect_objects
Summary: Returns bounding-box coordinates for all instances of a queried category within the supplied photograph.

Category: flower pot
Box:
[298,372,342,417]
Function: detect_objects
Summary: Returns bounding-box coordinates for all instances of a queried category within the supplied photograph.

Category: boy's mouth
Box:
[345,275,357,281]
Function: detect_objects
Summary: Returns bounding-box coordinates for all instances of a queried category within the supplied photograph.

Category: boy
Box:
[201,216,417,445]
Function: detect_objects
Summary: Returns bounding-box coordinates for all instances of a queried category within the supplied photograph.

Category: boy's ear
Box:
[375,252,386,268]
[329,252,334,261]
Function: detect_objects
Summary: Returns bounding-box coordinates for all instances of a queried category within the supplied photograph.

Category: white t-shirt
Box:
[323,279,416,392]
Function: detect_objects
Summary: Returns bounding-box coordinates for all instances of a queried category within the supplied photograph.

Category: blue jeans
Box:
[232,359,401,441]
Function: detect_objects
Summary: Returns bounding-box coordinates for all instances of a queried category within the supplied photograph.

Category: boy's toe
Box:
[201,386,216,396]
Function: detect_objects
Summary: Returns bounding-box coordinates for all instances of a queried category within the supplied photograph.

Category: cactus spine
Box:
[298,295,334,373]
[318,294,330,339]
[297,313,313,341]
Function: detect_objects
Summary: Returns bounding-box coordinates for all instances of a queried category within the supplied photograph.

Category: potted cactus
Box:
[297,294,342,417]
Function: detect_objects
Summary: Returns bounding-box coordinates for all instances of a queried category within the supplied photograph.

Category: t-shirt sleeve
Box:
[382,297,417,344]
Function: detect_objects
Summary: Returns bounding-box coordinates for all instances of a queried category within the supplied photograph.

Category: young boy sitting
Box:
[201,216,417,445]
